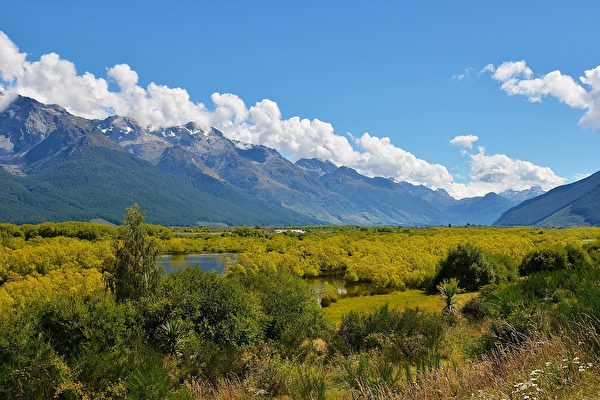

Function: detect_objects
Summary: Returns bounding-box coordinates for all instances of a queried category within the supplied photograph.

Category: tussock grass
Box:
[391,335,600,400]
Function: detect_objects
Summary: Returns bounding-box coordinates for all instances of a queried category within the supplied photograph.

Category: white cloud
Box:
[443,148,565,199]
[574,172,592,181]
[353,133,454,187]
[450,134,479,149]
[0,31,566,199]
[492,60,532,82]
[0,32,25,80]
[486,60,600,128]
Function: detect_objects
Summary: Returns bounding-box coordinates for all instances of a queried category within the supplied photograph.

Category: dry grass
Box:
[389,336,600,400]
[185,377,254,400]
[185,327,600,399]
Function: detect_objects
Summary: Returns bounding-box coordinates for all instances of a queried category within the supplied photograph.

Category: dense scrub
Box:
[2,217,600,398]
[3,221,599,290]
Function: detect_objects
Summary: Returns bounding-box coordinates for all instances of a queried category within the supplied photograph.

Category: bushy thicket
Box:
[519,243,592,275]
[432,243,517,291]
[469,250,600,353]
[1,217,600,398]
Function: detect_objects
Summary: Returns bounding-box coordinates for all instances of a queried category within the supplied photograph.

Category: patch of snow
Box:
[0,135,14,152]
[233,140,255,150]
[189,126,204,135]
[160,130,177,138]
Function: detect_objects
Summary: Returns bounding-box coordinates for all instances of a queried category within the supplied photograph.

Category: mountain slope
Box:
[0,95,566,227]
[319,167,446,226]
[0,138,317,225]
[495,171,600,226]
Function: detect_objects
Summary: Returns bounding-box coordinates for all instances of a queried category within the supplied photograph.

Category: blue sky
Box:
[1,0,599,197]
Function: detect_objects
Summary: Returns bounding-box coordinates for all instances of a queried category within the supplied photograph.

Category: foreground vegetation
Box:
[1,212,600,398]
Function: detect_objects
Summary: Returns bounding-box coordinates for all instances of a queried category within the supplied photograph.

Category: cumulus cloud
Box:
[470,149,564,191]
[0,31,566,198]
[443,148,565,198]
[486,60,600,128]
[0,32,25,80]
[450,134,479,149]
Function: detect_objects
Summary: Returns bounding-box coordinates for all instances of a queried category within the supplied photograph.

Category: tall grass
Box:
[391,334,599,400]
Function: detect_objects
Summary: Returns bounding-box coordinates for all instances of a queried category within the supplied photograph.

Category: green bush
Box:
[476,265,600,352]
[290,364,327,400]
[22,221,116,241]
[163,268,266,347]
[0,292,135,398]
[460,295,488,321]
[38,294,132,359]
[432,243,498,291]
[339,353,402,396]
[238,271,327,347]
[584,239,600,265]
[0,223,24,244]
[519,244,591,275]
[174,333,247,383]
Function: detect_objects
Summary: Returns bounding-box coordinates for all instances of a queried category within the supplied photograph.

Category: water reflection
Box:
[159,255,388,304]
[307,278,393,305]
[158,253,236,274]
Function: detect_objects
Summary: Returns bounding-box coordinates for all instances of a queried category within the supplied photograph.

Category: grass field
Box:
[323,289,477,324]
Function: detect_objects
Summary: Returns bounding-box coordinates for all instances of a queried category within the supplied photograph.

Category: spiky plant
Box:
[156,319,186,357]
[437,278,463,315]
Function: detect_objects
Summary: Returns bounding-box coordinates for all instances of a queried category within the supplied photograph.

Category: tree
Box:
[432,243,496,292]
[112,204,160,302]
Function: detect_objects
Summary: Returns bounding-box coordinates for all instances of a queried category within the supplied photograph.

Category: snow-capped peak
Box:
[232,140,256,150]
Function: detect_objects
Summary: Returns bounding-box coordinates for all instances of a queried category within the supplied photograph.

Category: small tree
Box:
[437,278,463,314]
[113,204,160,302]
[432,243,496,292]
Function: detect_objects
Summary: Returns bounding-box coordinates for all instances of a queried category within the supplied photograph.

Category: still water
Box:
[159,254,383,300]
[158,253,237,274]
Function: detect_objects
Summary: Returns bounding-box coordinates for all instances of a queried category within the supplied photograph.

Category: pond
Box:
[306,278,393,300]
[158,253,237,274]
[159,254,388,302]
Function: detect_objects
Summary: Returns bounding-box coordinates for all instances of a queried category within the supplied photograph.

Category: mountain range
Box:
[495,171,600,227]
[1,95,591,227]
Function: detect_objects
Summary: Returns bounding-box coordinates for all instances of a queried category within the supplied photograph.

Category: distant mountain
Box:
[0,96,559,226]
[499,186,545,204]
[317,167,446,225]
[0,97,317,225]
[399,181,545,225]
[442,193,516,226]
[495,172,600,226]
